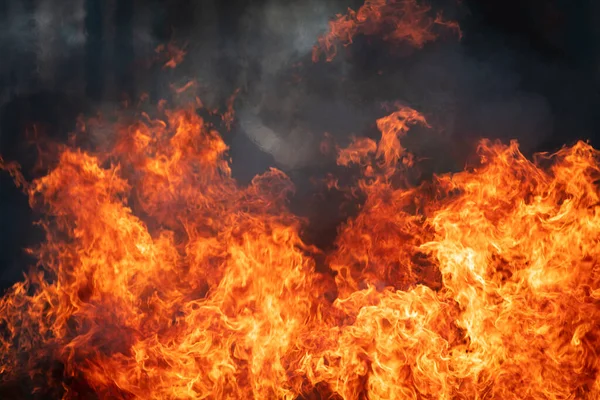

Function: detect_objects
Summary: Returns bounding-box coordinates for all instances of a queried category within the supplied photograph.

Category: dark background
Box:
[1,0,599,291]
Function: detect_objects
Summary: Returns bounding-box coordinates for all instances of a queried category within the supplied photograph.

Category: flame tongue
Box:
[1,103,599,399]
[1,0,600,397]
[312,0,461,62]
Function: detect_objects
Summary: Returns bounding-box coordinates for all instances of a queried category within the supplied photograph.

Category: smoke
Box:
[224,0,555,173]
[33,0,87,78]
[0,0,594,190]
[0,0,87,99]
[0,0,556,168]
[390,40,554,172]
[239,0,334,79]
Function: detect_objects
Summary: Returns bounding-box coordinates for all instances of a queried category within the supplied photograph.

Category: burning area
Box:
[0,0,599,399]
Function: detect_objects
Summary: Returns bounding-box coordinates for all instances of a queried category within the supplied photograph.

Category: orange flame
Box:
[0,101,599,398]
[1,1,599,398]
[313,0,461,62]
[222,89,241,132]
[155,42,187,69]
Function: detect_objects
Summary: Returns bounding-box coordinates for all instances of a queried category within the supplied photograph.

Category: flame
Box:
[0,100,599,398]
[1,0,600,398]
[222,89,241,132]
[155,42,188,69]
[171,80,198,95]
[313,0,461,62]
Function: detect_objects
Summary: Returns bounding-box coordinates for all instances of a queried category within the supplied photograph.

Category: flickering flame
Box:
[222,89,241,132]
[155,42,188,69]
[1,101,599,399]
[1,0,600,399]
[312,0,461,62]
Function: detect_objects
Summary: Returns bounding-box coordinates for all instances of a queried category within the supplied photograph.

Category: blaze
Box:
[1,101,599,399]
[1,0,600,399]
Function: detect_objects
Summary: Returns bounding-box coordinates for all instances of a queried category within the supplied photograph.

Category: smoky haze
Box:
[161,0,597,174]
[0,0,599,288]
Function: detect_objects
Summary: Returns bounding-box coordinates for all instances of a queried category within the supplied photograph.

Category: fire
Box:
[1,102,599,399]
[1,0,600,398]
[156,42,188,69]
[312,0,461,62]
[222,89,241,132]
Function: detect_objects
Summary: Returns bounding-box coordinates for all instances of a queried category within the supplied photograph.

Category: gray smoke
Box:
[33,0,86,81]
[228,1,555,172]
[0,0,87,99]
[0,0,595,172]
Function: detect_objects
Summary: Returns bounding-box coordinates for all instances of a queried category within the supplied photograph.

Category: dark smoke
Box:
[1,0,600,289]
